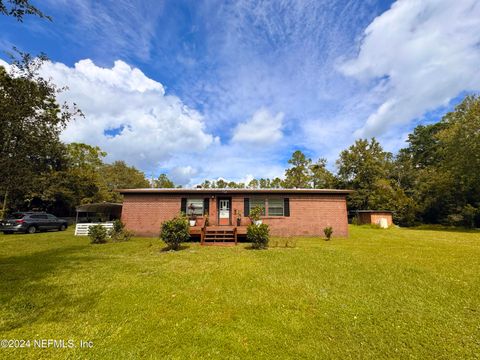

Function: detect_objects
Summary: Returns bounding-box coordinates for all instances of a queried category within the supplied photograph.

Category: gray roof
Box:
[117,188,353,195]
[76,202,123,213]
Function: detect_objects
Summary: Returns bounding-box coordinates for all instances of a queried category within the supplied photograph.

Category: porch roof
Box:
[76,202,123,213]
[117,188,353,195]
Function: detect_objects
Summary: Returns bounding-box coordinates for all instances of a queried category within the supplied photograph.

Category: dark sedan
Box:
[1,212,68,234]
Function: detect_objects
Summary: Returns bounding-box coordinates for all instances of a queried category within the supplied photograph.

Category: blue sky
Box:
[1,0,480,185]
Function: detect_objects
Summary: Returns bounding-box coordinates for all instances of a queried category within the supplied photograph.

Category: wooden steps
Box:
[202,226,237,245]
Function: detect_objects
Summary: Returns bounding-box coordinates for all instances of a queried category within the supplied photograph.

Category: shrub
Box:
[351,216,360,225]
[285,237,297,248]
[461,204,478,228]
[112,219,125,233]
[121,230,134,241]
[249,205,263,223]
[160,214,190,250]
[88,224,108,244]
[444,206,479,228]
[323,226,333,241]
[247,223,270,249]
[108,220,132,242]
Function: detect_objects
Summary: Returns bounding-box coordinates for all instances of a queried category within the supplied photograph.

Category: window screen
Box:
[268,199,284,216]
[186,199,204,216]
[250,198,266,215]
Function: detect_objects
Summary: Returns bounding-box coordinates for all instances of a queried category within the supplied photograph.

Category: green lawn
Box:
[0,226,479,359]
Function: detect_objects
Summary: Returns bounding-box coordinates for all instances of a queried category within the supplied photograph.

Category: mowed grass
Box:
[0,226,479,359]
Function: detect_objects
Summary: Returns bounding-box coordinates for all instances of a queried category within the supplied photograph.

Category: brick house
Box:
[119,188,352,243]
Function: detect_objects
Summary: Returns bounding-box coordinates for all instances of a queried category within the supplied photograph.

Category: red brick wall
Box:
[121,193,349,237]
[264,195,348,237]
[121,194,183,236]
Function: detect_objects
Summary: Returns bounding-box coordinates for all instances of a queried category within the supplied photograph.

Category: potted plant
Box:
[188,203,197,226]
[236,211,242,226]
[249,206,263,225]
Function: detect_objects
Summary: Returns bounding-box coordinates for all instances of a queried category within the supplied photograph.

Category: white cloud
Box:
[231,108,284,145]
[35,59,216,170]
[0,58,288,185]
[340,0,480,137]
[169,166,198,185]
[43,0,165,61]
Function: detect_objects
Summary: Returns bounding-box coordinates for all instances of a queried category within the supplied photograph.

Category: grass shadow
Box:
[244,245,267,250]
[0,245,101,332]
[405,225,480,233]
[160,244,191,252]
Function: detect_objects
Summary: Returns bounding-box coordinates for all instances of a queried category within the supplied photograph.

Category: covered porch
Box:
[74,202,122,236]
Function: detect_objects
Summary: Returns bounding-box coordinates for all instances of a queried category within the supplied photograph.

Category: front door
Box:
[218,198,231,225]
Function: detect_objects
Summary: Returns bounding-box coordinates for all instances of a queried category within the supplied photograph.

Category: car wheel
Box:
[26,226,36,234]
[3,231,13,235]
[59,224,66,231]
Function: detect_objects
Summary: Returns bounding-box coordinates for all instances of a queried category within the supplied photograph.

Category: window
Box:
[186,199,204,216]
[268,198,284,216]
[47,214,57,220]
[250,198,266,215]
[246,197,288,216]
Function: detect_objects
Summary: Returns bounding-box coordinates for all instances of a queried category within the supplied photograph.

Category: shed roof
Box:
[351,210,393,214]
[117,188,353,195]
[76,202,123,213]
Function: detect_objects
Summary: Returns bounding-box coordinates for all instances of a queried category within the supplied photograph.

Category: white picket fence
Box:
[74,222,114,236]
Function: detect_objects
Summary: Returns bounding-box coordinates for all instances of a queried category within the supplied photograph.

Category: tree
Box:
[29,143,106,213]
[284,150,312,188]
[438,95,480,198]
[270,177,284,188]
[310,158,336,189]
[199,180,211,188]
[259,178,271,188]
[227,181,244,188]
[0,0,50,21]
[0,52,81,217]
[337,138,418,225]
[248,179,259,189]
[406,96,480,226]
[336,138,393,210]
[101,161,150,202]
[393,95,480,227]
[403,123,446,169]
[216,179,228,188]
[153,174,175,188]
[13,143,152,216]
